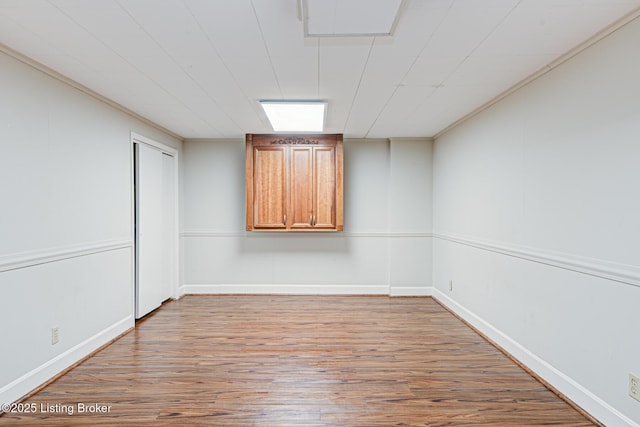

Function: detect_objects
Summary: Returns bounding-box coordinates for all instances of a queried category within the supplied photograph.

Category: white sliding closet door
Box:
[135,143,174,319]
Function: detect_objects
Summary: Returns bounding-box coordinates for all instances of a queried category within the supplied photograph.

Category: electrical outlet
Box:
[51,326,59,345]
[449,280,453,291]
[631,373,640,402]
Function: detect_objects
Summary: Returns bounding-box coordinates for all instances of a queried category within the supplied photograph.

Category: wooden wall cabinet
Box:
[246,133,343,232]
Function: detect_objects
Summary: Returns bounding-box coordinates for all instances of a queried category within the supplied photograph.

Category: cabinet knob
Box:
[284,215,286,225]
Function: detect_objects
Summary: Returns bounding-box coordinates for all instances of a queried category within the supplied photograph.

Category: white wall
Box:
[432,16,640,427]
[7,10,639,425]
[389,138,433,294]
[181,137,432,295]
[0,50,181,406]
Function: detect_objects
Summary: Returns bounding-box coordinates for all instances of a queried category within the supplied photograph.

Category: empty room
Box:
[1,0,639,425]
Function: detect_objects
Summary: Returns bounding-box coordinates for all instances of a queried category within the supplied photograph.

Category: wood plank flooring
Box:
[1,295,596,426]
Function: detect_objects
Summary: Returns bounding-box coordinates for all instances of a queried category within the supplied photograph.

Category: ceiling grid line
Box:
[47,0,218,136]
[398,0,456,87]
[398,0,525,131]
[182,0,271,132]
[433,4,640,139]
[362,0,456,138]
[362,84,401,139]
[437,0,525,90]
[343,37,376,136]
[114,0,243,135]
[250,0,284,99]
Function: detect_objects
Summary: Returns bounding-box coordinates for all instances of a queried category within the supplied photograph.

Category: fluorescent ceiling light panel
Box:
[260,101,326,132]
[303,0,404,37]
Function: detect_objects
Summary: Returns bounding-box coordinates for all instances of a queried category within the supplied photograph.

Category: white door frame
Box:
[130,132,180,318]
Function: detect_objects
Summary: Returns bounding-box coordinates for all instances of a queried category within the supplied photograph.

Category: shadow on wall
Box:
[240,233,351,254]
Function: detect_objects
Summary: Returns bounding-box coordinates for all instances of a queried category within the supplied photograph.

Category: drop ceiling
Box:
[0,0,639,139]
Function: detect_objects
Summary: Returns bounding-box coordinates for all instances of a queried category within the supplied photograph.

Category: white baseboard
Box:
[0,315,134,408]
[431,288,639,427]
[389,286,434,296]
[180,284,435,297]
[180,283,389,296]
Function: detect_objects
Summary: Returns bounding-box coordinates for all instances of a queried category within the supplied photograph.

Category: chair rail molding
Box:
[432,231,640,288]
[0,239,132,273]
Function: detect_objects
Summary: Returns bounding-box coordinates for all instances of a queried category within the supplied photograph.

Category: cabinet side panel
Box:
[314,146,336,229]
[290,147,313,229]
[246,135,254,230]
[253,147,286,228]
[336,136,344,231]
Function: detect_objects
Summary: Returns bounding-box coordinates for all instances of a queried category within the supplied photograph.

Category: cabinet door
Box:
[253,146,287,228]
[290,146,313,229]
[313,146,336,229]
[246,133,343,232]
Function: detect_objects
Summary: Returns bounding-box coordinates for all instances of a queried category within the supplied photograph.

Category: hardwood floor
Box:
[2,295,596,426]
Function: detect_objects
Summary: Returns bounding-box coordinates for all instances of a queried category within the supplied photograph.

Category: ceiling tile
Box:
[402,55,462,87]
[359,54,415,87]
[370,0,452,58]
[305,0,403,37]
[187,0,268,58]
[270,53,319,99]
[252,0,310,57]
[223,55,282,100]
[117,0,214,58]
[343,83,397,138]
[1,0,639,138]
[367,85,435,137]
[445,54,554,89]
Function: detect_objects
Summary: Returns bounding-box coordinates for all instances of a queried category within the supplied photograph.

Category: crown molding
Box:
[0,42,184,142]
[433,6,640,140]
